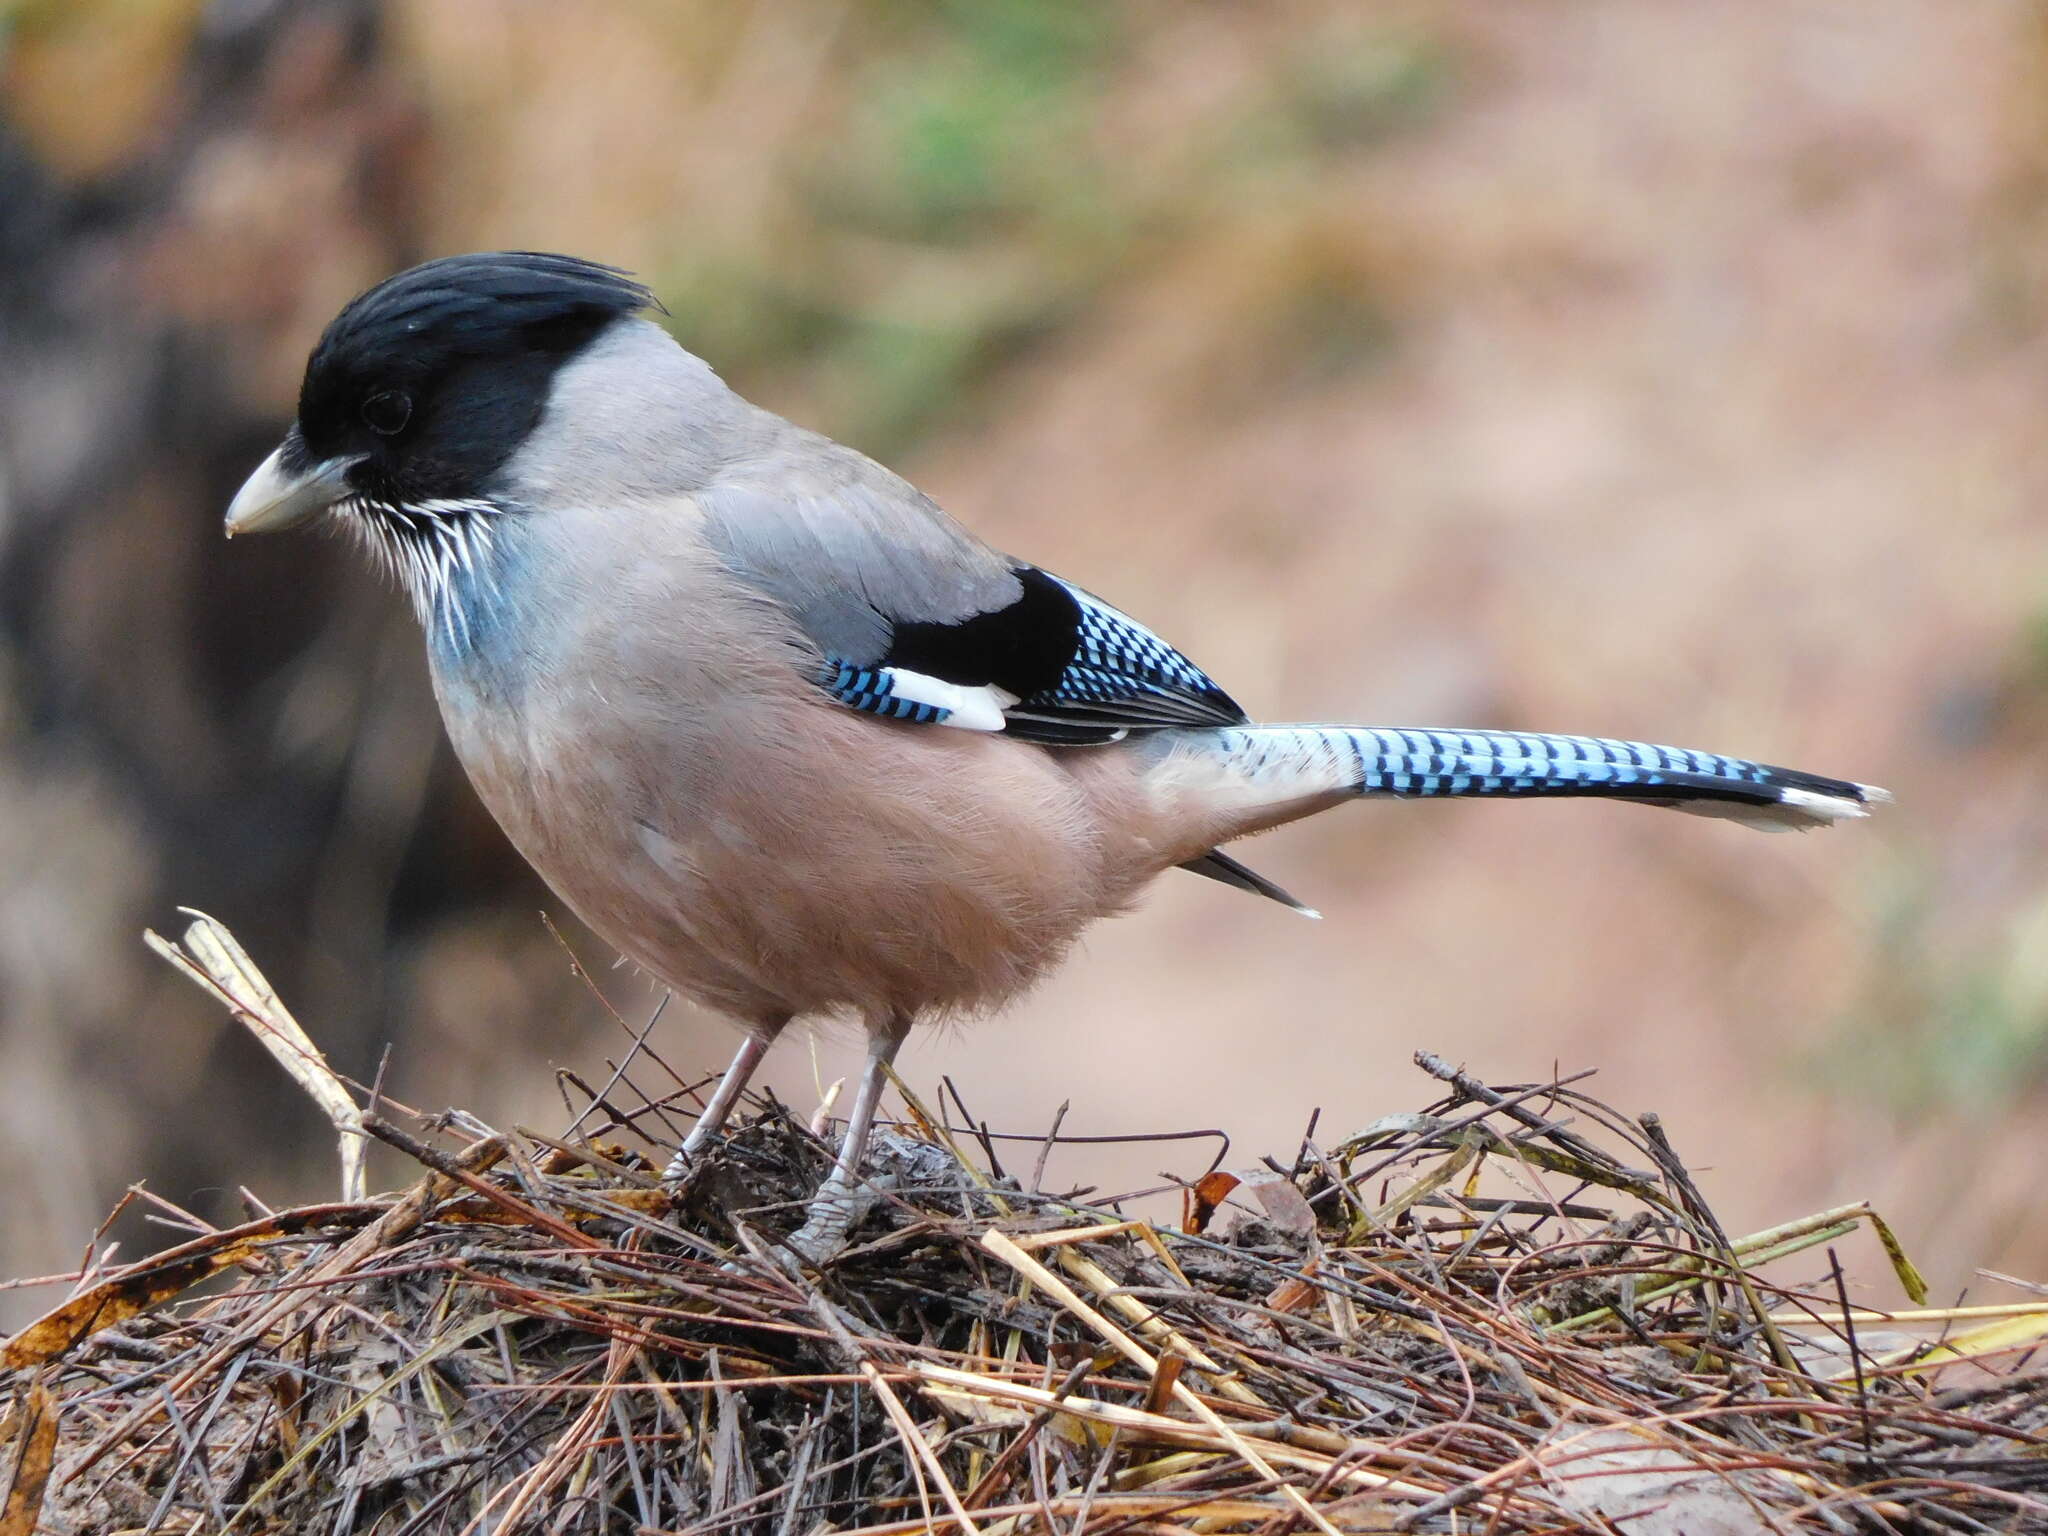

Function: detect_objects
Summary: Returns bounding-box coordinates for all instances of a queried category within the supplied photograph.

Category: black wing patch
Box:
[884,566,1079,699]
[824,566,1247,745]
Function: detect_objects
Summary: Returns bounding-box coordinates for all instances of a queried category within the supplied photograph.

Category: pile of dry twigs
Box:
[5,917,2048,1533]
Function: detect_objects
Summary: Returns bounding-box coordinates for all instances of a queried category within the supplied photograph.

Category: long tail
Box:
[1208,724,1885,827]
[1165,724,1886,911]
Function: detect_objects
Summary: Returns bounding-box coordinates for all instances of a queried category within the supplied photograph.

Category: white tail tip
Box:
[1781,783,1891,822]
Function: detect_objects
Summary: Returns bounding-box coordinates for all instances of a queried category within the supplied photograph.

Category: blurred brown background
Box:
[1,0,2042,1321]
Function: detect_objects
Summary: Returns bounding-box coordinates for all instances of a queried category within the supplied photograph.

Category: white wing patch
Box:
[881,668,1019,732]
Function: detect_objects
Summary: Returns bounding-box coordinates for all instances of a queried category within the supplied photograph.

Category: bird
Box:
[225,251,1886,1259]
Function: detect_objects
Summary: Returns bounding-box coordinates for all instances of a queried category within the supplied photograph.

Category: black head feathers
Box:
[290,252,659,502]
[304,253,656,395]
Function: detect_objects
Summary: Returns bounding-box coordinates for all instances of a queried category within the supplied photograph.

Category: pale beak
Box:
[224,444,359,537]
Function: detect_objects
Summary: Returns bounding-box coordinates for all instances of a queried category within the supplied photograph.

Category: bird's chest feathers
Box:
[429,589,794,873]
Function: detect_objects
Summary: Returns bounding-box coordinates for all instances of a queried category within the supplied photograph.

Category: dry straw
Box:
[3,918,2047,1533]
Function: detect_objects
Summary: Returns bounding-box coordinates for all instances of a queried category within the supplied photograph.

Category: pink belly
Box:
[443,681,1165,1026]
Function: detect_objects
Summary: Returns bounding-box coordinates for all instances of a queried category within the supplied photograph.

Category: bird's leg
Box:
[662,1028,776,1184]
[783,1011,910,1264]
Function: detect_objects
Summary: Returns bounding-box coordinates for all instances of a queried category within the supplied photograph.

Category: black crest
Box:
[291,252,658,501]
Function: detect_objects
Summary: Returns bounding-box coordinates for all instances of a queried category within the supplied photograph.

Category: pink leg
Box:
[784,1011,910,1262]
[662,1028,776,1183]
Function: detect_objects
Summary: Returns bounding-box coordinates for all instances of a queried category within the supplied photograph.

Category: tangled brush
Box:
[5,916,2047,1534]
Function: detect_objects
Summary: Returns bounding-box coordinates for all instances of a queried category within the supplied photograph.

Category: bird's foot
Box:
[779,1176,874,1266]
[660,1130,720,1188]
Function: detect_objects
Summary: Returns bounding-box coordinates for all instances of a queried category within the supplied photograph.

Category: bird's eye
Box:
[361,390,413,435]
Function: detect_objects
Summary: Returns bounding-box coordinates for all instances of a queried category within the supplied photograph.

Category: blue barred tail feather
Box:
[1203,725,1887,831]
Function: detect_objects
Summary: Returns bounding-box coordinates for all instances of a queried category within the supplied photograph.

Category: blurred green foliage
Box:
[836,0,1120,242]
[1232,24,1450,169]
[655,3,1445,454]
[1828,863,2048,1113]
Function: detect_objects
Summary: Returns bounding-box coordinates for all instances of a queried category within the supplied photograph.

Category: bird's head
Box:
[225,250,656,542]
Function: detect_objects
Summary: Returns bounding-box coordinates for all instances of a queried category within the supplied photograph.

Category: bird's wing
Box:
[700,469,1246,744]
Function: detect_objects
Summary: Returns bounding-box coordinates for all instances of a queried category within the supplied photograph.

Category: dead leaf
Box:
[1239,1170,1317,1240]
[1,1206,372,1369]
[0,1381,57,1536]
[1184,1171,1239,1234]
[6,1246,256,1370]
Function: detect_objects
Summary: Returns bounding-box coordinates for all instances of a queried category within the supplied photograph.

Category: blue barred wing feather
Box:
[819,568,1245,744]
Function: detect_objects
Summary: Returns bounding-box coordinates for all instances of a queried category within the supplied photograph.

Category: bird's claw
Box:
[659,1144,698,1188]
[661,1127,729,1189]
[779,1175,880,1266]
